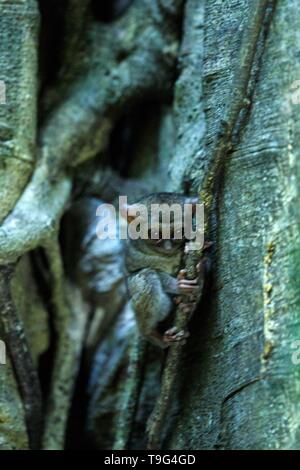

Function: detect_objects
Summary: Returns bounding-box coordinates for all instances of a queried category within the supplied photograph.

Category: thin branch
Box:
[146,249,204,450]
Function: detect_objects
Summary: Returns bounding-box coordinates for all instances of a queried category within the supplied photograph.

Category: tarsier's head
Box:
[122,192,199,256]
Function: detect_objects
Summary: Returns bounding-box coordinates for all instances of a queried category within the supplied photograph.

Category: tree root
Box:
[113,333,147,450]
[42,235,88,450]
[0,264,43,450]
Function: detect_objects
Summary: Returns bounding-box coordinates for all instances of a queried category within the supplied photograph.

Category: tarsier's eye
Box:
[146,227,185,252]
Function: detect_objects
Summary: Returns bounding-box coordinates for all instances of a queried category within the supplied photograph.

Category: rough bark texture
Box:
[1,0,300,450]
[0,0,39,223]
[167,0,300,450]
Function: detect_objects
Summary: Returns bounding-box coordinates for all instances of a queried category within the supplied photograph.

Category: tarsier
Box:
[124,192,207,348]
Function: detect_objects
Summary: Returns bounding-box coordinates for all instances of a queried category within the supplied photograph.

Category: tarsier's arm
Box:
[127,265,208,349]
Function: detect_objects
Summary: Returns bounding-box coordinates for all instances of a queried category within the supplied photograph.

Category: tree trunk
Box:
[1,0,300,451]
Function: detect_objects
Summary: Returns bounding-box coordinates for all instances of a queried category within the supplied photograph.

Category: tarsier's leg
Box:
[127,268,173,348]
[155,272,189,345]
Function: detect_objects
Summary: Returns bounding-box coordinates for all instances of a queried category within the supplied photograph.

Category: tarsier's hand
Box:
[163,326,190,346]
[177,268,199,295]
[163,260,207,345]
[175,259,207,314]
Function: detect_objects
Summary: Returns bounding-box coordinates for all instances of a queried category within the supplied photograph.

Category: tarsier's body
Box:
[124,193,204,348]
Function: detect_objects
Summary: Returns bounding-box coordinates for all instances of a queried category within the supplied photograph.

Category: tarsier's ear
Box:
[120,203,141,223]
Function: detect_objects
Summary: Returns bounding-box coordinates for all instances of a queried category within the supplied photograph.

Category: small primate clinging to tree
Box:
[123,192,207,348]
